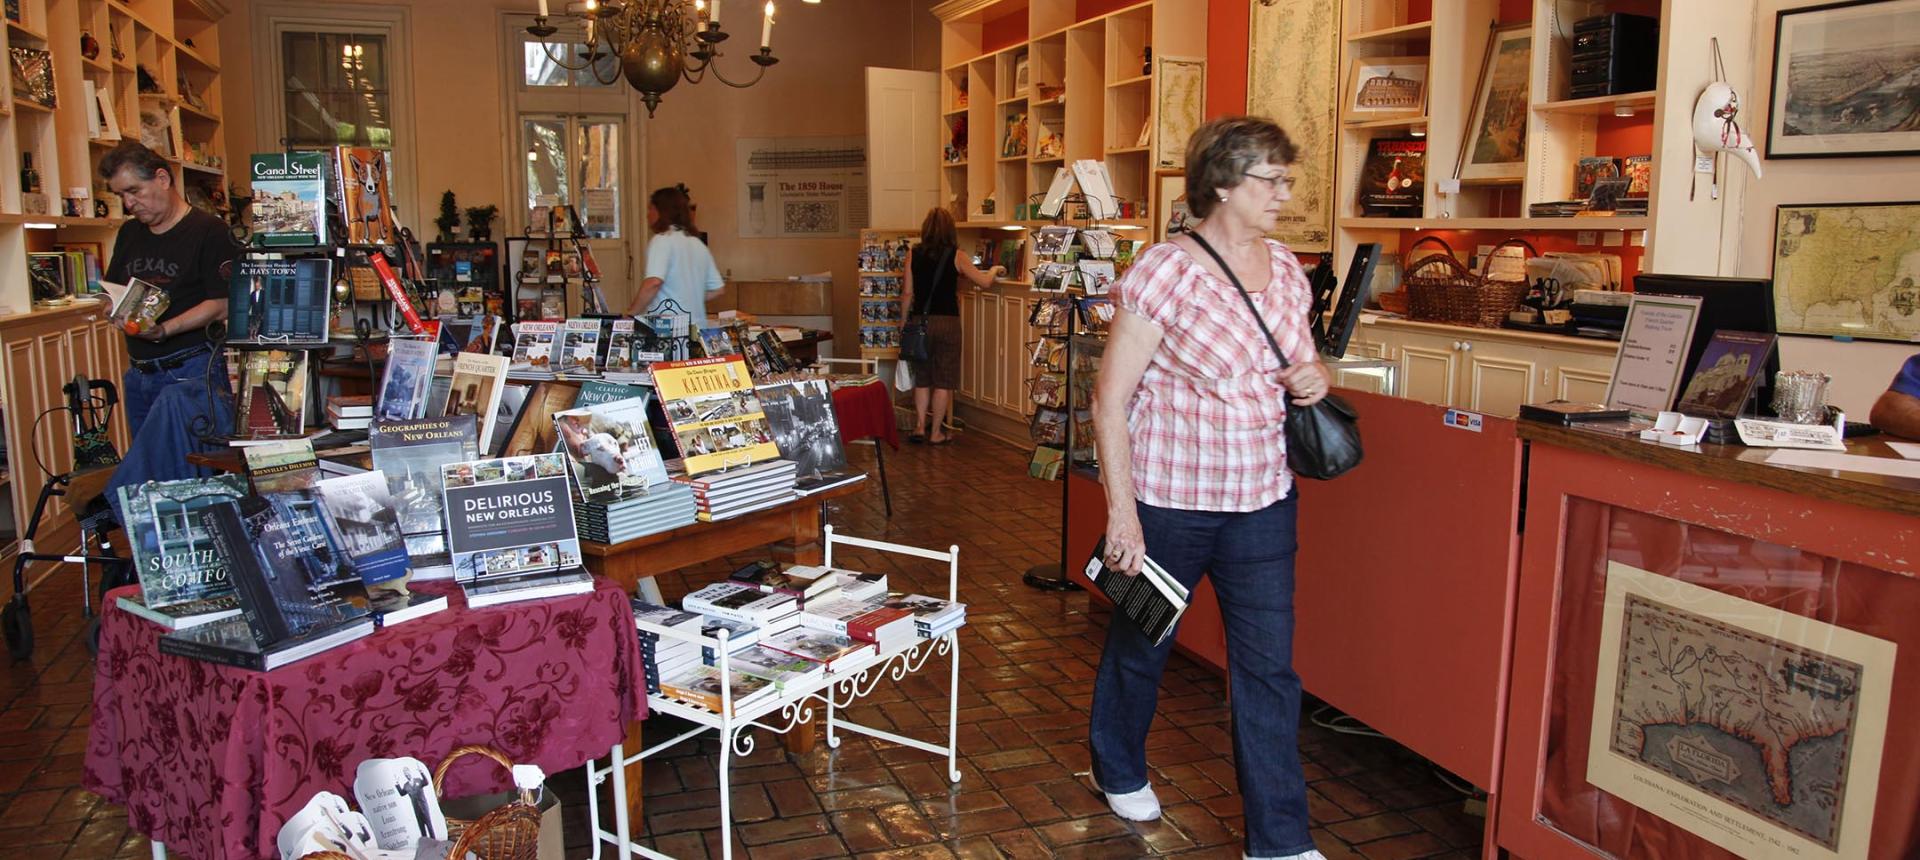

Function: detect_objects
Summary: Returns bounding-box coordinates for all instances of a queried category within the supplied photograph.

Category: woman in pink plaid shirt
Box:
[1088,116,1331,860]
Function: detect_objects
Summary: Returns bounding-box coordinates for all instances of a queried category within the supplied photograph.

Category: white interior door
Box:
[866,68,939,230]
[520,113,632,313]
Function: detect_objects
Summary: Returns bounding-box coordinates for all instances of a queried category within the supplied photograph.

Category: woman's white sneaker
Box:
[1103,784,1162,821]
[1246,851,1327,860]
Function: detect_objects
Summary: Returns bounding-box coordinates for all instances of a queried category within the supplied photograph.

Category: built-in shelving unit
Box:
[1332,0,1742,288]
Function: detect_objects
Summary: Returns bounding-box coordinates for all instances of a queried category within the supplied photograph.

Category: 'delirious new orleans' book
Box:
[228,257,334,345]
[650,356,783,476]
[118,475,249,610]
[370,415,479,577]
[162,495,374,669]
[439,451,583,585]
[228,348,311,439]
[1358,137,1426,217]
[249,151,328,246]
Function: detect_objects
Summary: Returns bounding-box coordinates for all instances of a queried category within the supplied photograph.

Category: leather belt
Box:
[129,344,211,374]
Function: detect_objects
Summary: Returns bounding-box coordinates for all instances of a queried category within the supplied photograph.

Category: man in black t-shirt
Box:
[98,141,239,521]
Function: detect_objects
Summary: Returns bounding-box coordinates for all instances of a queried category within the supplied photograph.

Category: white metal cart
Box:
[585,526,964,860]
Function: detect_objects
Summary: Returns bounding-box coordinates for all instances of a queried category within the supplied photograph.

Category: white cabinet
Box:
[1356,319,1618,417]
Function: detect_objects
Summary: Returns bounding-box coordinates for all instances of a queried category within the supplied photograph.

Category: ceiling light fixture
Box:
[526,0,786,116]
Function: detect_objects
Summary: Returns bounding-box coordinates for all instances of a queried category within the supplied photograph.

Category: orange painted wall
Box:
[983,8,1027,53]
[1204,0,1249,115]
[1594,114,1654,158]
[1497,0,1531,23]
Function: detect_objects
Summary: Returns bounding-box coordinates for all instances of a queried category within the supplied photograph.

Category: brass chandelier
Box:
[527,0,786,116]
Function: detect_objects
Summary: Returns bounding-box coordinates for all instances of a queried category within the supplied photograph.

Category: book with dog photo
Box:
[553,395,669,503]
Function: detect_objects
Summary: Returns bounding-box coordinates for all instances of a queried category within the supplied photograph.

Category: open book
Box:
[1084,537,1189,646]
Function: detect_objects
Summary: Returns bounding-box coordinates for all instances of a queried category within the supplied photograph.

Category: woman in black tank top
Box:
[903,207,1003,443]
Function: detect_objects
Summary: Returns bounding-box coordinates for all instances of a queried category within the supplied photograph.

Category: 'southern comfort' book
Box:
[1083,538,1188,647]
[119,475,249,610]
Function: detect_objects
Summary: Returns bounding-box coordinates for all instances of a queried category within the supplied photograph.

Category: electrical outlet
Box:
[1576,231,1597,246]
[1602,232,1625,247]
[1629,231,1646,247]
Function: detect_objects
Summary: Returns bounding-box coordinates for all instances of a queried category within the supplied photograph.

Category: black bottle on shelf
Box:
[20,152,41,195]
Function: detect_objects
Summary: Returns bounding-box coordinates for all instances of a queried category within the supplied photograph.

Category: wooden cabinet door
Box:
[1393,330,1462,407]
[1460,338,1540,418]
[1332,331,1392,395]
[1547,347,1618,405]
[975,292,1003,408]
[1001,295,1034,415]
[957,291,977,401]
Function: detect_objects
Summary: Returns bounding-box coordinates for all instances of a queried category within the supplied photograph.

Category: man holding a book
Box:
[98,141,241,519]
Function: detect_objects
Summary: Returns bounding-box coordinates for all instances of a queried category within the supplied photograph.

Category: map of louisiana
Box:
[1589,562,1894,860]
[1773,203,1920,342]
[1608,592,1858,848]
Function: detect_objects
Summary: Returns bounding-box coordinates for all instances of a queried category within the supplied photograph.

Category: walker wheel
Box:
[3,597,32,662]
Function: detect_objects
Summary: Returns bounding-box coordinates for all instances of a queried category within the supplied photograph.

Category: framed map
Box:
[1153,56,1205,171]
[1772,201,1920,341]
[1589,562,1895,860]
[1246,0,1338,251]
[1767,0,1920,159]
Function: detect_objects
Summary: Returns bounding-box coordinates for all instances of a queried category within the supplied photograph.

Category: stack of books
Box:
[714,643,825,692]
[633,600,704,695]
[672,460,799,522]
[682,581,800,628]
[800,597,918,651]
[658,663,778,716]
[880,594,968,640]
[728,560,845,607]
[574,482,699,543]
[326,395,373,430]
[758,626,878,673]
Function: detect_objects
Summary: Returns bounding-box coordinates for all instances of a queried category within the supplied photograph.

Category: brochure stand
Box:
[585,527,964,860]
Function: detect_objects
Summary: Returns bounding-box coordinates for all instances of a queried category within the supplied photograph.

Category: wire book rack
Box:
[585,526,963,860]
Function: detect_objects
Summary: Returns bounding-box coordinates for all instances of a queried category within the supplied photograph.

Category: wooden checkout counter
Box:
[1065,389,1920,859]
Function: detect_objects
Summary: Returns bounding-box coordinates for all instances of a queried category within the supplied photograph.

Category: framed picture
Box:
[1013,53,1029,98]
[1771,200,1920,342]
[1153,56,1205,170]
[1346,56,1428,118]
[1152,170,1189,245]
[1767,0,1920,158]
[1462,25,1531,182]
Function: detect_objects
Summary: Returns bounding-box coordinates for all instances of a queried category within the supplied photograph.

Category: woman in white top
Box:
[626,186,724,320]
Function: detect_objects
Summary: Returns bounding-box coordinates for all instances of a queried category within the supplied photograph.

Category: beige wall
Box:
[217,0,941,344]
[1738,2,1918,417]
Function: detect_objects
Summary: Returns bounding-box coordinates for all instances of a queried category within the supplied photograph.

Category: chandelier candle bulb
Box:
[538,0,547,16]
[712,0,721,25]
[762,2,773,48]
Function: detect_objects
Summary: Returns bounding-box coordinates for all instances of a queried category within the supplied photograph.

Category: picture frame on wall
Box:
[1152,56,1205,170]
[1770,200,1920,343]
[1346,56,1428,119]
[1152,169,1189,245]
[1766,0,1920,159]
[1461,25,1531,182]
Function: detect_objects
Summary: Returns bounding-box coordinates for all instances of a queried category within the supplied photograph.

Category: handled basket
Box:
[432,745,543,860]
[1469,238,1539,328]
[1401,236,1477,324]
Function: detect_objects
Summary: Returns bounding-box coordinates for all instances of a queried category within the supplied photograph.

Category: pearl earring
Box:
[1217,191,1228,202]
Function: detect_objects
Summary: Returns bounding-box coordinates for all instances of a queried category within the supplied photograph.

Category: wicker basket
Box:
[432,745,543,860]
[1401,236,1479,325]
[1469,238,1539,328]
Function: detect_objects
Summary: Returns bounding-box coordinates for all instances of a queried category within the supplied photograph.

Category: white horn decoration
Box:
[1693,81,1762,178]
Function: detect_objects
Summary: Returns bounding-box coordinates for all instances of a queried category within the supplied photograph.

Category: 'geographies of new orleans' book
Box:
[369,415,479,574]
[119,475,248,608]
[249,151,328,246]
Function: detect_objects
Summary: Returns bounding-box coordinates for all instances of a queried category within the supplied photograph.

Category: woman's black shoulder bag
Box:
[899,247,949,363]
[1186,232,1363,480]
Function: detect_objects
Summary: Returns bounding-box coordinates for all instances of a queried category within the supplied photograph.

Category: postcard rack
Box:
[585,527,963,860]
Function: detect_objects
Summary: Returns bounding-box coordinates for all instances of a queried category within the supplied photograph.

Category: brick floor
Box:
[0,427,1486,858]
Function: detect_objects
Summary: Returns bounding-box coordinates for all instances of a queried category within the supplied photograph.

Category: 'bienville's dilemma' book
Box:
[249,151,328,246]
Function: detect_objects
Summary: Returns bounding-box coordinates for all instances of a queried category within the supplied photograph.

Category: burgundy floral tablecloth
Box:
[832,380,900,450]
[84,577,646,860]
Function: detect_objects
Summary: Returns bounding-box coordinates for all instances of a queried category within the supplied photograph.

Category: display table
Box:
[1497,424,1920,860]
[83,577,646,860]
[588,528,962,860]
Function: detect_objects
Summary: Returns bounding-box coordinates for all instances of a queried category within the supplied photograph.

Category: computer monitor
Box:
[1317,244,1380,359]
[1631,272,1779,416]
